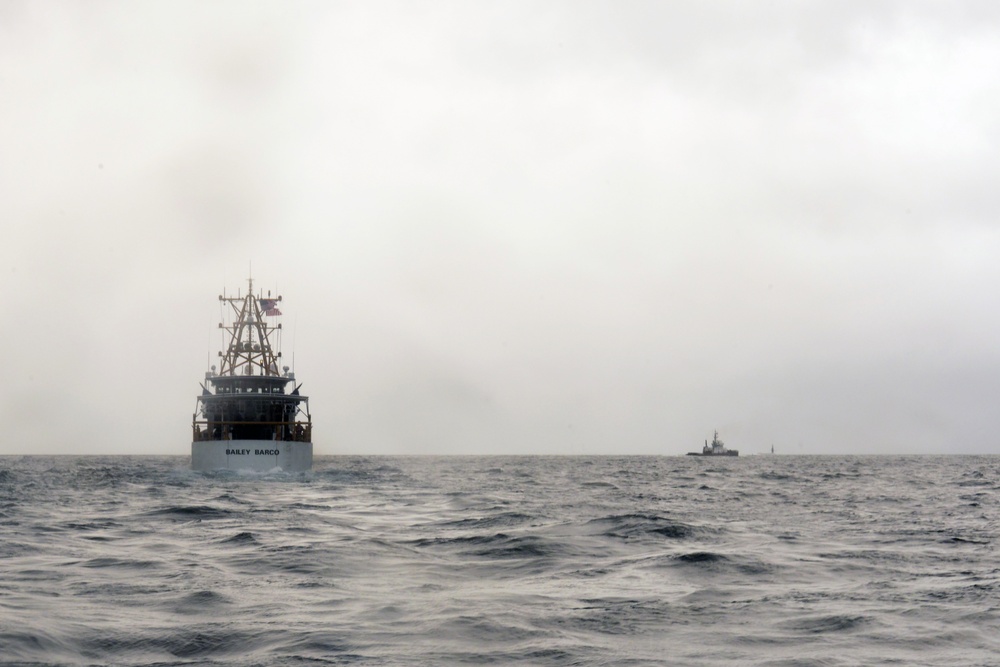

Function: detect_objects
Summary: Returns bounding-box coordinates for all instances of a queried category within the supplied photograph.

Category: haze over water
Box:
[2,454,997,666]
[5,3,1000,457]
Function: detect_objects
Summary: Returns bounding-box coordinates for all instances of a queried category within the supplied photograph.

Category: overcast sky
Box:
[2,1,999,456]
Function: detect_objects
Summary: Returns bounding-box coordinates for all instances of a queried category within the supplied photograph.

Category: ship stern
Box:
[191,440,313,472]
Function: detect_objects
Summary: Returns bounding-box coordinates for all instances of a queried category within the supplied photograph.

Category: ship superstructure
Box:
[687,430,739,457]
[191,279,312,471]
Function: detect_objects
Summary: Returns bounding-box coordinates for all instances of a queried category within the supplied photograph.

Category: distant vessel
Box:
[191,279,313,471]
[687,431,739,457]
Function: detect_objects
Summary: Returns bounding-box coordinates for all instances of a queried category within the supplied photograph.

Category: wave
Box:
[408,531,581,565]
[587,513,704,540]
[674,550,727,564]
[220,531,258,544]
[782,614,872,633]
[143,505,237,520]
[170,590,233,615]
[435,511,535,530]
[80,557,161,570]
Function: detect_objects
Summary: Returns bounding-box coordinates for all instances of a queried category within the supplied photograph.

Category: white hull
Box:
[191,440,313,472]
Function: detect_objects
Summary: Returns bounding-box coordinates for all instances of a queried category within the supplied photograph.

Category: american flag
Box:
[259,299,282,316]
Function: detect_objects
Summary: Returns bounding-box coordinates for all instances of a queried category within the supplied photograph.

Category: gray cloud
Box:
[3,1,999,455]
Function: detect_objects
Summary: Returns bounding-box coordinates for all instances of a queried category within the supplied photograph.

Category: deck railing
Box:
[192,420,312,442]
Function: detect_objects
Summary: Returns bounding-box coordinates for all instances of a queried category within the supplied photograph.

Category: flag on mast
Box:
[260,299,282,316]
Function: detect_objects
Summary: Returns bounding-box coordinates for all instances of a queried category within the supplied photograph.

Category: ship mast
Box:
[216,277,283,377]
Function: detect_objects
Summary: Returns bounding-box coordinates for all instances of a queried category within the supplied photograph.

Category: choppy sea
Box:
[0,455,997,666]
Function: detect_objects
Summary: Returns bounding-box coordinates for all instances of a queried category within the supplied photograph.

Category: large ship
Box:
[687,430,738,457]
[191,279,312,471]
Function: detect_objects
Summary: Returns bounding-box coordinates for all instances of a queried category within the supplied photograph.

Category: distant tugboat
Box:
[687,431,739,457]
[191,279,312,471]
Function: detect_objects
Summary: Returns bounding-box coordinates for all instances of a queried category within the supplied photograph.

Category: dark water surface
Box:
[0,455,997,666]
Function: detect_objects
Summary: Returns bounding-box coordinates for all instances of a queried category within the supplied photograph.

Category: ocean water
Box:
[0,455,997,666]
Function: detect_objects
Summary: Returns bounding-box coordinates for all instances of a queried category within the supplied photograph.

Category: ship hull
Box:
[191,440,313,472]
